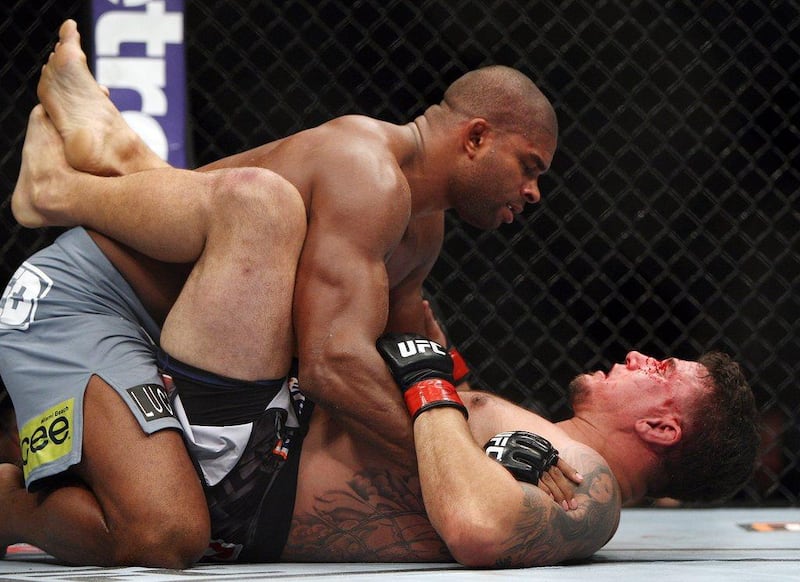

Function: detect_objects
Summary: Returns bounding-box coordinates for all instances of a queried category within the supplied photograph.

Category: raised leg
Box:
[13,105,305,379]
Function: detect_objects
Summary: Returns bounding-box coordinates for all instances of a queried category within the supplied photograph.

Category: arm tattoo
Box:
[494,451,621,567]
[284,468,450,562]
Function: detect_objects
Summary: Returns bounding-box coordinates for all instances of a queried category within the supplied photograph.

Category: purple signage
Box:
[91,0,187,168]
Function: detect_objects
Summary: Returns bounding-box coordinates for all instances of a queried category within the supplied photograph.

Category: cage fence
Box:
[1,0,798,504]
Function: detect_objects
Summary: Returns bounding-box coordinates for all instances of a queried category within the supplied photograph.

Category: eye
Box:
[656,359,675,375]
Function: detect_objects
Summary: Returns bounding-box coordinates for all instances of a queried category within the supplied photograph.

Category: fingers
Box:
[540,458,584,510]
[540,466,578,510]
[556,457,583,485]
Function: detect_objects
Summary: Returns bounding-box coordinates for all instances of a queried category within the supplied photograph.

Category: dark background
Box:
[2,1,798,504]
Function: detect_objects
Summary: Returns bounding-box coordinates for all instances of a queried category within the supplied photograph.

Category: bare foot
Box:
[11,106,76,228]
[37,20,165,175]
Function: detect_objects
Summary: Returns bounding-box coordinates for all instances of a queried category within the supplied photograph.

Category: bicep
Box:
[291,167,409,402]
[294,155,409,355]
[294,220,390,353]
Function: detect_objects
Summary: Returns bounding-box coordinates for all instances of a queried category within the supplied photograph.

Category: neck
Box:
[557,416,650,505]
[401,108,455,215]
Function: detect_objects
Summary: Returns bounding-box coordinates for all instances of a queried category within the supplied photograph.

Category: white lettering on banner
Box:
[397,339,447,358]
[93,0,184,163]
[96,57,167,114]
[96,2,182,58]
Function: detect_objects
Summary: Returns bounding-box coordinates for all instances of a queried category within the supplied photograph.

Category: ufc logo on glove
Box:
[395,339,447,357]
[376,333,467,421]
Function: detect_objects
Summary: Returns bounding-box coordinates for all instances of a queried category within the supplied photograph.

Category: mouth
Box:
[504,203,523,224]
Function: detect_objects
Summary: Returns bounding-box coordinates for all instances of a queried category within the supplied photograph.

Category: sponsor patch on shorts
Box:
[127,383,175,422]
[20,398,74,480]
[0,262,54,330]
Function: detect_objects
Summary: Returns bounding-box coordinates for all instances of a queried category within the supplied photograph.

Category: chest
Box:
[385,214,444,289]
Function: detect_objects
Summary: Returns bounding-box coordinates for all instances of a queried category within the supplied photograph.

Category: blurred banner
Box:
[91,0,186,168]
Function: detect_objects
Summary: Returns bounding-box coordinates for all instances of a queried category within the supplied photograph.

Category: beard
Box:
[452,191,501,230]
[567,374,589,408]
[448,163,507,230]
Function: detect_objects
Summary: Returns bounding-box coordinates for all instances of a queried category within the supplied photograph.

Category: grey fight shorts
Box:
[0,227,181,488]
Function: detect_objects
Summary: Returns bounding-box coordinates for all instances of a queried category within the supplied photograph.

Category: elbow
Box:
[297,346,359,406]
[439,508,564,568]
[437,510,511,568]
[298,357,328,393]
[298,336,377,401]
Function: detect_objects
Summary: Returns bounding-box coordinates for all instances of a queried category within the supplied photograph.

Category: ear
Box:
[634,416,682,447]
[463,118,490,157]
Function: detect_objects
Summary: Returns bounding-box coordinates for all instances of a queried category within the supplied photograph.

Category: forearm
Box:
[300,347,416,467]
[412,407,527,566]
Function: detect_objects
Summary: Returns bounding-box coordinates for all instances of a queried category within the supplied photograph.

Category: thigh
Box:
[77,375,208,533]
[161,172,307,381]
[88,231,192,326]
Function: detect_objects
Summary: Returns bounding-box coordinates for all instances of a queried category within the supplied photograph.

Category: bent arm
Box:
[413,407,620,567]
[293,153,421,468]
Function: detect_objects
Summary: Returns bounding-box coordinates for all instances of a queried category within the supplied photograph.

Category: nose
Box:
[625,351,647,369]
[522,180,541,204]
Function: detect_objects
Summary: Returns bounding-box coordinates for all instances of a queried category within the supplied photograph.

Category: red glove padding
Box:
[403,378,465,421]
[377,333,468,421]
[449,347,471,384]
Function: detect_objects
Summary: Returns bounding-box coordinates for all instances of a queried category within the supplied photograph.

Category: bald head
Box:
[442,65,558,141]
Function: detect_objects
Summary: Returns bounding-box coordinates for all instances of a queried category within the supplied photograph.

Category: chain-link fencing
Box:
[1,1,798,504]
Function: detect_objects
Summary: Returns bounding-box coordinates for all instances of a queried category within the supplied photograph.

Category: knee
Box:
[211,167,307,238]
[120,508,210,568]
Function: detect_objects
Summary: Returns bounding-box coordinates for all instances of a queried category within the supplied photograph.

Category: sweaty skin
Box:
[284,391,620,565]
[17,21,558,471]
[5,20,573,567]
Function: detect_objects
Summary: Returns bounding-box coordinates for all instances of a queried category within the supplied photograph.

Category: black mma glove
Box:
[484,431,559,485]
[376,333,468,421]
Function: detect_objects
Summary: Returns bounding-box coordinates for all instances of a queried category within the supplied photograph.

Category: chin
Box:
[454,208,499,231]
[461,217,492,230]
[567,374,589,403]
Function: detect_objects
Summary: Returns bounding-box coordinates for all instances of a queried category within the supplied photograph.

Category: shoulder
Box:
[307,116,410,198]
[315,115,400,159]
[488,441,620,568]
[462,392,621,565]
[560,441,621,538]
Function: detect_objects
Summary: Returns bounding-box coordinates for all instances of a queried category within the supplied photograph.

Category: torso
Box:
[283,391,619,562]
[282,409,447,562]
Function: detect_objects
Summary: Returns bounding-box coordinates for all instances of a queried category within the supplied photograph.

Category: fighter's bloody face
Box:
[568,351,708,419]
